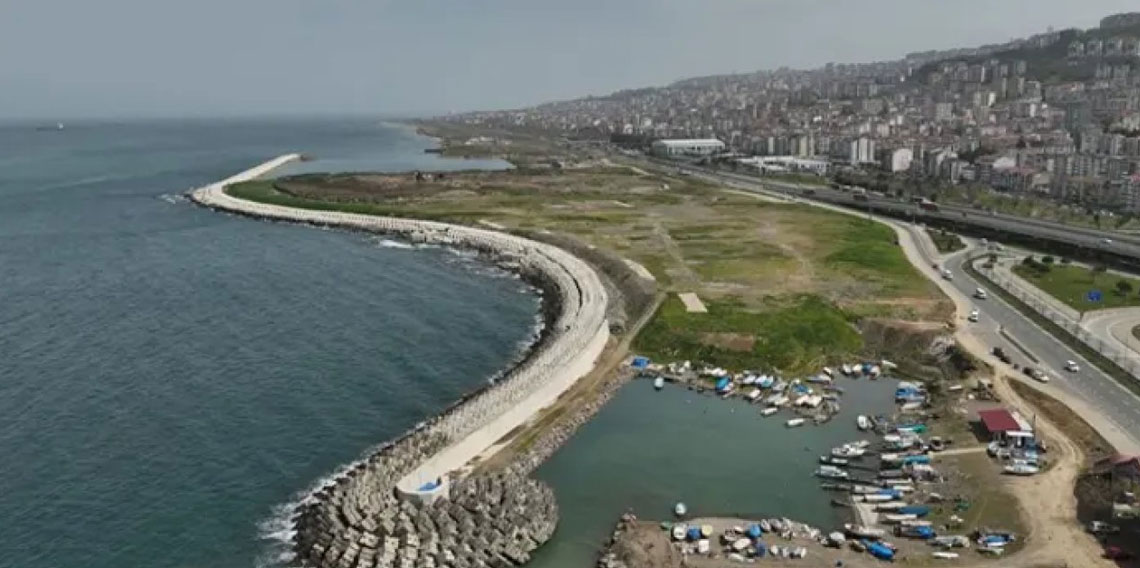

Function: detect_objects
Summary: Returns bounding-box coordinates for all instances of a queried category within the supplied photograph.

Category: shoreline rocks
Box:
[188,156,609,567]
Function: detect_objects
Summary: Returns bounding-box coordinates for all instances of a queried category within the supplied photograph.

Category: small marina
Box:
[584,356,1042,566]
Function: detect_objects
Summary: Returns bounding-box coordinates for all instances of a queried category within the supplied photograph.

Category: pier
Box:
[190,156,610,567]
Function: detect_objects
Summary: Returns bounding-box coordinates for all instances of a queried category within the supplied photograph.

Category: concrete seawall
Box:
[189,156,610,567]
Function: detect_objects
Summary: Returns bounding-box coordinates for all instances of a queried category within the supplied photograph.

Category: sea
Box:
[0,117,901,568]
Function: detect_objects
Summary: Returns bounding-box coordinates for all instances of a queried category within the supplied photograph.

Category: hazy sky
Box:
[2,0,1137,119]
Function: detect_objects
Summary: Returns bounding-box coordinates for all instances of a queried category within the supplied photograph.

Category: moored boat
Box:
[760,407,779,416]
[653,376,665,390]
[856,415,871,430]
[674,502,687,517]
[786,418,805,427]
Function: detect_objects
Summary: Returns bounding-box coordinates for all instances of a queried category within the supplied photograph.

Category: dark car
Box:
[991,347,1012,364]
[1104,546,1133,560]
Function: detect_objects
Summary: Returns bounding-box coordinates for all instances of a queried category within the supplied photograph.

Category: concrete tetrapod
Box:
[189,156,609,568]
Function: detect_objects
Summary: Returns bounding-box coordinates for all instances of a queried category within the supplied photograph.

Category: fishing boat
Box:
[760,407,779,416]
[757,375,775,388]
[747,388,762,402]
[932,551,959,560]
[807,374,832,385]
[742,374,757,385]
[881,513,917,523]
[674,502,687,517]
[785,418,805,428]
[759,519,771,532]
[820,455,848,466]
[671,524,687,540]
[822,366,834,378]
[815,465,849,480]
[843,523,885,539]
[771,378,787,392]
[857,415,871,431]
[653,377,665,390]
[831,444,866,458]
[700,524,713,538]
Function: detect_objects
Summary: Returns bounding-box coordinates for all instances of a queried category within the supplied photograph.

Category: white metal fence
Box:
[976,261,1140,380]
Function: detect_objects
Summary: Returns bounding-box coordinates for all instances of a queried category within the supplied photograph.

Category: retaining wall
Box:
[189,156,610,567]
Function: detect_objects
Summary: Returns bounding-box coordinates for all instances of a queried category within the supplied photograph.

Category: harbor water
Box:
[529,377,901,568]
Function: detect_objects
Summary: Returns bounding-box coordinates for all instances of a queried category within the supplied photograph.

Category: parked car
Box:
[992,347,1012,364]
[1088,520,1120,535]
[1104,546,1132,560]
[968,309,980,322]
[1064,360,1080,372]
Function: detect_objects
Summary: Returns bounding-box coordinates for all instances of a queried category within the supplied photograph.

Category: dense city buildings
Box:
[443,12,1140,212]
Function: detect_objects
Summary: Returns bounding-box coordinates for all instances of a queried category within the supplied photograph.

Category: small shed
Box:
[978,408,1035,447]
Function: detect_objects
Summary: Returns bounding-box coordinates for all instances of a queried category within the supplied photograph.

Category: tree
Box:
[1060,257,1071,265]
[1042,256,1055,265]
[1116,280,1134,297]
[1022,255,1035,266]
[1091,264,1109,283]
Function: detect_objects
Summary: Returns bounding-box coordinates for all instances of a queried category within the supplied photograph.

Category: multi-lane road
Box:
[668,162,1140,453]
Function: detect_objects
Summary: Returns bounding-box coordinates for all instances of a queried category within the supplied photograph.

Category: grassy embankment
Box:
[926,228,966,254]
[229,164,948,374]
[1012,262,1140,311]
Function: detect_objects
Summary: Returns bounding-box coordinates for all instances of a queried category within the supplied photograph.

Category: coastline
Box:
[188,155,611,567]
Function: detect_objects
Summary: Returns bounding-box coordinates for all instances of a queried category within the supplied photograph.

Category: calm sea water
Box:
[0,118,533,568]
[0,117,897,568]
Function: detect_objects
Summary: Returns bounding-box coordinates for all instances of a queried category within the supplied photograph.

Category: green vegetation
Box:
[228,159,949,372]
[926,228,966,254]
[634,295,862,373]
[965,258,1140,398]
[1013,260,1140,311]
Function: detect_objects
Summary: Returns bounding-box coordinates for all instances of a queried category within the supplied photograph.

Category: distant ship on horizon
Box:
[35,122,65,132]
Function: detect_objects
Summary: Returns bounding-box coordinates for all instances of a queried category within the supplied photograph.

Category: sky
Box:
[2,0,1138,119]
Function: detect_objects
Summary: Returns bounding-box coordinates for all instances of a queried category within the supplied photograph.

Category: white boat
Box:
[822,366,835,377]
[768,394,789,406]
[820,455,848,465]
[671,524,687,540]
[816,465,849,479]
[674,502,687,517]
[932,551,959,559]
[841,364,853,375]
[653,377,665,390]
[875,501,907,511]
[757,375,775,388]
[761,407,779,416]
[786,418,806,428]
[747,388,762,401]
[856,415,871,430]
[831,444,866,458]
[882,513,918,523]
[843,523,885,538]
[742,374,757,385]
[731,537,751,552]
[697,539,710,554]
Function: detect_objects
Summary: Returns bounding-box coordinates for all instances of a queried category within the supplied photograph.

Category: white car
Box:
[968,309,980,322]
[1064,360,1079,372]
[941,269,953,281]
[974,288,988,300]
[1102,238,1114,245]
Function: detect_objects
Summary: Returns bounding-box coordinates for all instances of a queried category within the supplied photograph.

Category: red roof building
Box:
[978,408,1021,433]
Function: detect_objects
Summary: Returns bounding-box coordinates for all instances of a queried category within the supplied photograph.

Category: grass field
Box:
[926,228,966,254]
[228,162,948,373]
[1012,263,1140,311]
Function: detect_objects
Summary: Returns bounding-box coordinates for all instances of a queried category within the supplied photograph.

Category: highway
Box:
[675,163,1140,264]
[661,161,1140,453]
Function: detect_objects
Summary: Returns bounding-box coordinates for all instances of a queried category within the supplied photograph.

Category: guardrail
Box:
[969,258,1140,393]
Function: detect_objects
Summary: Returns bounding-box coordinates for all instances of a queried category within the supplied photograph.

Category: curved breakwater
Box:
[189,156,610,568]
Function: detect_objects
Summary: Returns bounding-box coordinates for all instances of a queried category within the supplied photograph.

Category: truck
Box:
[918,199,939,212]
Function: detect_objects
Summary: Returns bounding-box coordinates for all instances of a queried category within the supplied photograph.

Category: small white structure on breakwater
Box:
[189,156,610,567]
